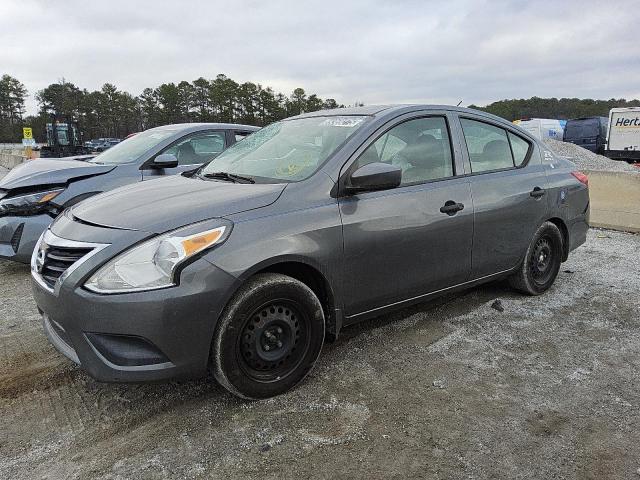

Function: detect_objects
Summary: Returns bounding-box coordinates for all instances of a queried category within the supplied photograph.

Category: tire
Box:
[212,273,325,399]
[508,221,563,296]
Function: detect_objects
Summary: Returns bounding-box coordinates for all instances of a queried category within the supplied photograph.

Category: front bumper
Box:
[31,232,240,382]
[0,214,53,263]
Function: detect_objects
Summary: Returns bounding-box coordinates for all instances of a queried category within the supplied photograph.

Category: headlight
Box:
[84,220,232,294]
[0,188,65,215]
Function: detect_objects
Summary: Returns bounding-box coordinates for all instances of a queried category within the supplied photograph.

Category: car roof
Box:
[292,103,503,119]
[148,122,260,133]
[296,105,398,116]
[290,104,517,130]
[292,104,407,118]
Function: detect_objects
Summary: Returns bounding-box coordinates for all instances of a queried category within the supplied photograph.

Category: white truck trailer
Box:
[513,118,565,141]
[605,107,640,162]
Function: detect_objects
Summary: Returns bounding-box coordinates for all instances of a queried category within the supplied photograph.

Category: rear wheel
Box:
[509,221,563,295]
[212,273,325,399]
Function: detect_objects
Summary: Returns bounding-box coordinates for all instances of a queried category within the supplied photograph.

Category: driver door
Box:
[142,130,227,179]
[338,114,473,318]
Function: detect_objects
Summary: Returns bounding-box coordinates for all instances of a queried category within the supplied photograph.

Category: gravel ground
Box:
[1,229,640,479]
[544,139,639,173]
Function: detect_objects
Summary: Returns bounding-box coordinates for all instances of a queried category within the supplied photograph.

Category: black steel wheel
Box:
[509,221,563,295]
[238,300,310,382]
[212,273,325,399]
[529,236,555,286]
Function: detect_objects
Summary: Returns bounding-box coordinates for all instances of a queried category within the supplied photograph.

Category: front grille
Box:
[10,223,24,252]
[41,245,93,288]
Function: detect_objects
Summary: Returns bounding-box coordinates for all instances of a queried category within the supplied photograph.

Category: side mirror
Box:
[152,153,178,169]
[345,162,402,194]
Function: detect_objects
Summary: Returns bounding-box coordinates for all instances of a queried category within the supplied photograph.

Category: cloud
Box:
[1,0,638,115]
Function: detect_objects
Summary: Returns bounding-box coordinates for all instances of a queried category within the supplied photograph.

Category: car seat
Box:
[480,140,512,170]
[400,134,449,182]
[177,142,198,164]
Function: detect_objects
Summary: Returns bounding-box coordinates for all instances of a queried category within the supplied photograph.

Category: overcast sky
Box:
[1,0,638,115]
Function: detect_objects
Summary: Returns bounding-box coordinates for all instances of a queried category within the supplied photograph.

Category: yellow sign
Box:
[23,127,33,139]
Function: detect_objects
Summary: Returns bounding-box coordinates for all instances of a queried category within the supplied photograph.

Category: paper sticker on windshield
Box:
[319,117,365,128]
[276,164,304,176]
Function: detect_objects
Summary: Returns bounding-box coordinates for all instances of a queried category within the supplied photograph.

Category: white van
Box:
[605,107,640,162]
[513,118,564,141]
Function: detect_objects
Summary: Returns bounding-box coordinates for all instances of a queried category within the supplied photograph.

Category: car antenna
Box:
[456,100,463,107]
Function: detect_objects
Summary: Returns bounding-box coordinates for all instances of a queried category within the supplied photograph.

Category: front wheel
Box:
[212,273,325,399]
[509,221,563,295]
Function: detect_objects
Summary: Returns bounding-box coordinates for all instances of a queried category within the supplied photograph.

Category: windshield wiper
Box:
[201,171,255,184]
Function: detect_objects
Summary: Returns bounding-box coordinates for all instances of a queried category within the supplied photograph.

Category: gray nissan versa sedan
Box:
[0,123,258,263]
[30,105,590,399]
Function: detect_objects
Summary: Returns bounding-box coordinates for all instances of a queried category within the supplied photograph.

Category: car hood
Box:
[0,158,115,190]
[70,175,286,233]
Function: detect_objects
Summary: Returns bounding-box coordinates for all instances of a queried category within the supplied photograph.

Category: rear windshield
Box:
[564,120,599,139]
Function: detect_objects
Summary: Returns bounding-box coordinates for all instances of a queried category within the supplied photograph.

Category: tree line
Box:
[0,73,345,143]
[469,96,640,121]
[2,72,640,143]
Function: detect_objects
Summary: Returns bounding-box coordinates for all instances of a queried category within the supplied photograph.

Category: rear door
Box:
[142,130,227,179]
[339,113,473,317]
[454,115,550,279]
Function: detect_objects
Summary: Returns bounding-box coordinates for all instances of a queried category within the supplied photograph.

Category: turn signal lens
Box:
[181,228,225,256]
[38,191,63,203]
[571,171,589,186]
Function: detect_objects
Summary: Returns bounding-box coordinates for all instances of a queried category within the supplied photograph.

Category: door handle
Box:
[530,187,546,198]
[440,200,465,216]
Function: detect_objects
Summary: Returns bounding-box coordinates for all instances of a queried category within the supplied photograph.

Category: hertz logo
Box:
[615,117,640,127]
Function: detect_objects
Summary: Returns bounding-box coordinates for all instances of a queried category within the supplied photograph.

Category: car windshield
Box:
[199,115,369,182]
[89,127,180,164]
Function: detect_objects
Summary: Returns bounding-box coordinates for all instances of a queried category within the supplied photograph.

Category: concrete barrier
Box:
[584,170,640,233]
[0,148,27,170]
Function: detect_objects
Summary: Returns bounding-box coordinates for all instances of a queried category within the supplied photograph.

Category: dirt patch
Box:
[1,230,640,479]
[0,348,75,398]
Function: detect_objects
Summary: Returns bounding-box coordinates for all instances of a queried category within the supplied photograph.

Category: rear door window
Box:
[461,119,532,172]
[234,131,253,142]
[508,132,530,166]
[460,119,513,172]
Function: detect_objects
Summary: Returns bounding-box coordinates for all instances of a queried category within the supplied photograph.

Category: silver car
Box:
[0,123,259,262]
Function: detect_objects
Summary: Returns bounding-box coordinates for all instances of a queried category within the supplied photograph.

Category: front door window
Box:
[163,132,226,165]
[355,116,454,185]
